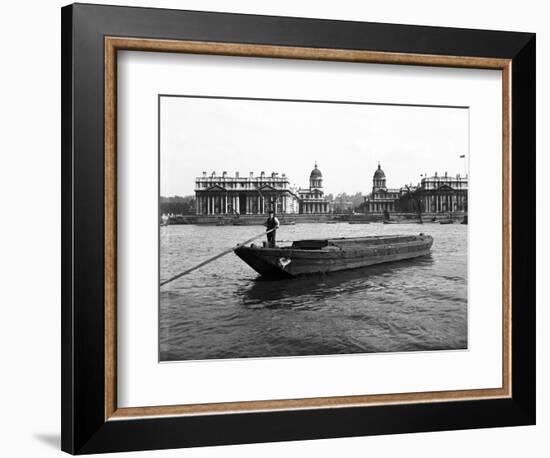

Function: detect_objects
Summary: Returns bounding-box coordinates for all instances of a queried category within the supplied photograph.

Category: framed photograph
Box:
[61,3,535,454]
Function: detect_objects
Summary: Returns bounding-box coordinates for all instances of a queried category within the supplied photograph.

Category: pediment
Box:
[257,184,277,191]
[437,184,455,192]
[205,184,227,191]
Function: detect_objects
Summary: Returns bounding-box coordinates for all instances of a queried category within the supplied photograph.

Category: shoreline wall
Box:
[164,212,467,225]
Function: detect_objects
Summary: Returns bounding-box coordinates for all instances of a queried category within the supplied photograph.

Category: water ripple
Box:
[160,223,467,361]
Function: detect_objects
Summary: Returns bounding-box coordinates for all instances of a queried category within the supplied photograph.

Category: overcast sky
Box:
[160,96,468,196]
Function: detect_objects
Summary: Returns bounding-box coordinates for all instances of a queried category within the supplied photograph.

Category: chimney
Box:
[445,171,448,177]
[222,171,227,178]
[261,171,265,178]
[211,171,216,177]
[435,172,438,177]
[202,171,206,177]
[249,172,253,178]
[235,171,239,178]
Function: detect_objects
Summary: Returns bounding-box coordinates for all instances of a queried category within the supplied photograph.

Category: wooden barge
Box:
[234,234,433,278]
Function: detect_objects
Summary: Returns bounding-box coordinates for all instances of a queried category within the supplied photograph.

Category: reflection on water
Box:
[160,223,467,361]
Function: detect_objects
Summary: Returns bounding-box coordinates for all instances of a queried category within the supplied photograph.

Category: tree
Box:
[396,186,424,223]
[160,195,196,215]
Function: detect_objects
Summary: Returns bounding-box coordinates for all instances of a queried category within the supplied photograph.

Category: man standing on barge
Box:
[265,209,280,248]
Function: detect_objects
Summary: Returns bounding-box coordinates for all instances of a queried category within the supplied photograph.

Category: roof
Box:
[310,163,322,178]
[373,164,386,179]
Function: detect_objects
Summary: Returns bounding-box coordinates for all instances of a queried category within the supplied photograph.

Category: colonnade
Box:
[195,193,291,215]
[423,193,467,213]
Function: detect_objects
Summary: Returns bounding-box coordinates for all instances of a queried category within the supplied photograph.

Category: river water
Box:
[160,222,467,361]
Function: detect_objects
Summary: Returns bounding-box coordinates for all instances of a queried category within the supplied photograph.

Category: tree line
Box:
[160,196,196,215]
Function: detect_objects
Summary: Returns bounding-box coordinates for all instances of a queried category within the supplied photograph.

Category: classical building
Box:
[195,171,300,215]
[298,163,331,214]
[417,172,468,213]
[364,164,468,214]
[364,164,401,213]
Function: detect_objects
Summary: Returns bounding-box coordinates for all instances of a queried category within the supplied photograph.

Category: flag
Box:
[459,154,466,158]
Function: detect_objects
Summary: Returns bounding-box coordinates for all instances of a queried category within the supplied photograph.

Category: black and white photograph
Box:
[159,95,469,362]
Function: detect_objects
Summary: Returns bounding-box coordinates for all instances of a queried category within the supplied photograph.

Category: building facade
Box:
[364,164,401,213]
[417,172,468,213]
[298,163,330,214]
[195,171,300,215]
[364,165,468,214]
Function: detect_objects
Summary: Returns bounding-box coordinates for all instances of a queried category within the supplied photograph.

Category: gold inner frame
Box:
[104,37,512,421]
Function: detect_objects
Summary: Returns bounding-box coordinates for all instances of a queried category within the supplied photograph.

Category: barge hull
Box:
[234,235,433,278]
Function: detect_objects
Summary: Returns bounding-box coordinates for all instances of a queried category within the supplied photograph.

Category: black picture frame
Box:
[61,3,535,454]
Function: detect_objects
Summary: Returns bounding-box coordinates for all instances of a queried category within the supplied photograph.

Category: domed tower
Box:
[373,163,387,192]
[309,162,323,189]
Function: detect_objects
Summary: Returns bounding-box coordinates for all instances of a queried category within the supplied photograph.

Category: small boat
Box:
[383,220,397,224]
[234,234,433,278]
[326,221,338,224]
[349,221,370,224]
[439,220,453,225]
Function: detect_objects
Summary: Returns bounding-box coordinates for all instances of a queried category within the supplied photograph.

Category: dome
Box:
[373,164,385,179]
[310,163,322,178]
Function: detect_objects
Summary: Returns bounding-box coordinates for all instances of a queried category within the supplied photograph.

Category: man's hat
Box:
[268,209,274,213]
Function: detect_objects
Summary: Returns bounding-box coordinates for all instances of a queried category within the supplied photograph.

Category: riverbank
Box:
[163,212,467,226]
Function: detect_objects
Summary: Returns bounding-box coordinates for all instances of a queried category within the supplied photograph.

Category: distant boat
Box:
[383,221,397,224]
[349,221,370,224]
[439,220,454,225]
[326,221,338,224]
[234,234,433,278]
